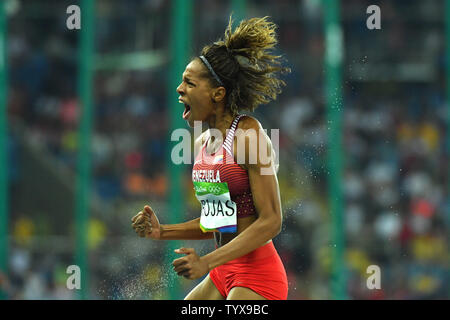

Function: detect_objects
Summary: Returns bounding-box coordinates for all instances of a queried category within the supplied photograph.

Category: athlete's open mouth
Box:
[182,103,191,120]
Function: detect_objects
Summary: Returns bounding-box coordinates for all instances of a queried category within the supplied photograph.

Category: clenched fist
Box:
[131,205,161,239]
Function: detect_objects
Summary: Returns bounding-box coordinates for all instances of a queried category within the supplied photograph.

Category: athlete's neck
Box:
[207,107,234,143]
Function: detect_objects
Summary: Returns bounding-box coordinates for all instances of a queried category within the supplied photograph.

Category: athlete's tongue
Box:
[182,103,191,120]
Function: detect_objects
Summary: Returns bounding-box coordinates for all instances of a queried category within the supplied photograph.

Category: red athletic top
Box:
[192,114,257,218]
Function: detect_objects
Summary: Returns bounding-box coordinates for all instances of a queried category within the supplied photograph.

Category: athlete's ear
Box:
[211,86,226,103]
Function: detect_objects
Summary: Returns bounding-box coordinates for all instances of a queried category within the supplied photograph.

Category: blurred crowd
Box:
[1,0,449,299]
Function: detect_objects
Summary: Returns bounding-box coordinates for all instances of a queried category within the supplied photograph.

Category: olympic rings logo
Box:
[208,185,222,194]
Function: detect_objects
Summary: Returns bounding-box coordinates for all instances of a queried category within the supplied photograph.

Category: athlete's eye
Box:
[182,77,195,87]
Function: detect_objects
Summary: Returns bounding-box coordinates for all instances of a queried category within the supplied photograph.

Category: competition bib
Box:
[193,181,237,233]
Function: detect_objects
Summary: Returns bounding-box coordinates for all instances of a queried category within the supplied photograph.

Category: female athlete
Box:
[132,16,289,300]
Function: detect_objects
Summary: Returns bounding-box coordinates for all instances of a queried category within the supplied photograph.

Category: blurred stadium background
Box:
[0,0,449,300]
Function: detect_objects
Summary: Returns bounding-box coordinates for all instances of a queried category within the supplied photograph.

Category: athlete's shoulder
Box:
[236,114,263,131]
[236,115,278,173]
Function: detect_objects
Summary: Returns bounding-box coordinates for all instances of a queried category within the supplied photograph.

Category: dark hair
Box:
[197,16,290,115]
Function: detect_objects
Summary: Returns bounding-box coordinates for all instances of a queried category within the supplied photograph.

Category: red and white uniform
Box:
[192,114,288,300]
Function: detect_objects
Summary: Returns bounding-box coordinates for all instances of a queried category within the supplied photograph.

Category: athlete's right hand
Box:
[131,205,161,239]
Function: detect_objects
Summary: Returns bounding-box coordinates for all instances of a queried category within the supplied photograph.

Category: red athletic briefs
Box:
[209,241,288,300]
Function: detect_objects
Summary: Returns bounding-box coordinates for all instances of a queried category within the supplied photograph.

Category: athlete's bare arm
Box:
[131,131,213,241]
[161,218,214,240]
[131,206,212,240]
